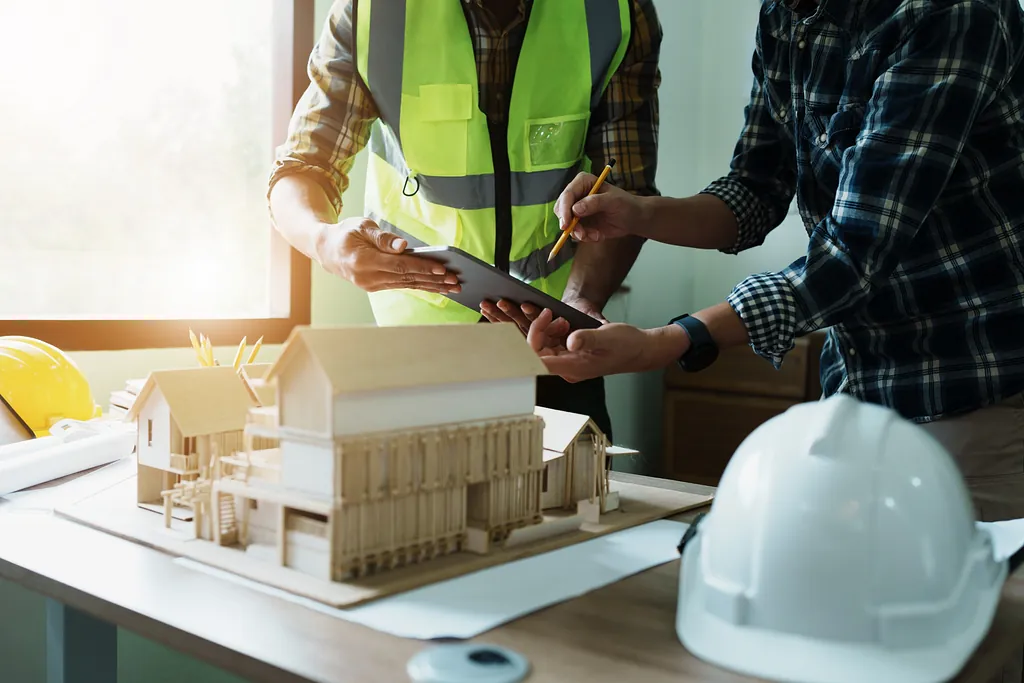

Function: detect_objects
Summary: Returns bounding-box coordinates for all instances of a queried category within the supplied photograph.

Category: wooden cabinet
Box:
[662,333,826,486]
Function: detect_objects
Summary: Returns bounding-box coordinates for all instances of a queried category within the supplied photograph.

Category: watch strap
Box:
[670,314,719,372]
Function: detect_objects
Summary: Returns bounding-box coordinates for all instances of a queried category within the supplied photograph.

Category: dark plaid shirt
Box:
[702,0,1024,422]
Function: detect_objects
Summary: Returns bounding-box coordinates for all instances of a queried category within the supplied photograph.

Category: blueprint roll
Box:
[0,429,135,497]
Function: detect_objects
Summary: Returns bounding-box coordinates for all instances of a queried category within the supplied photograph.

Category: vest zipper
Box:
[489,120,512,273]
[488,0,533,274]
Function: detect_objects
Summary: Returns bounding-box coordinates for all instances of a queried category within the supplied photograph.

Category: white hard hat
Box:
[676,394,1006,683]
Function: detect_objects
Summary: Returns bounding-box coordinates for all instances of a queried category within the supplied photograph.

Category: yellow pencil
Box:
[203,336,214,367]
[233,337,247,371]
[188,329,205,367]
[196,333,208,367]
[547,158,616,262]
[246,336,263,365]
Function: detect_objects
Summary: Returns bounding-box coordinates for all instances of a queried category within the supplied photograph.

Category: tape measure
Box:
[407,643,530,683]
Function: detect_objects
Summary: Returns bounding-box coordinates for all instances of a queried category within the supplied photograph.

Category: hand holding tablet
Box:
[406,246,604,331]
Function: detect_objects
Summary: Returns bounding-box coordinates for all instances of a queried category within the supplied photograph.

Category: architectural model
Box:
[122,324,638,584]
[126,364,274,537]
[47,322,714,607]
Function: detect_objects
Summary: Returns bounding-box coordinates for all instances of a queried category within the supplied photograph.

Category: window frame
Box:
[0,0,315,351]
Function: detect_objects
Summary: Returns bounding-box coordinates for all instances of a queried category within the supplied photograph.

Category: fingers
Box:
[496,300,532,333]
[480,301,512,325]
[526,308,555,353]
[520,302,542,321]
[567,195,617,240]
[360,219,407,255]
[554,172,598,230]
[566,329,595,353]
[369,252,461,292]
[526,308,571,355]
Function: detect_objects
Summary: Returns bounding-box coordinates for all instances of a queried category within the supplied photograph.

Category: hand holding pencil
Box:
[548,159,647,255]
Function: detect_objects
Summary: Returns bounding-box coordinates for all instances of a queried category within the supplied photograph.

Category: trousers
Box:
[918,392,1024,683]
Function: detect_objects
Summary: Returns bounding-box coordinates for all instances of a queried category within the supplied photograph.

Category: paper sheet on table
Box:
[978,518,1024,563]
[0,456,135,512]
[176,518,689,640]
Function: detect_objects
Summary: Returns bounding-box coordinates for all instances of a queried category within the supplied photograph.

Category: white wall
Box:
[281,439,335,498]
[333,378,536,436]
[135,388,171,469]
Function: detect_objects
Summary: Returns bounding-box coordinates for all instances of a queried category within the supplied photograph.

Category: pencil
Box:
[203,336,214,367]
[197,333,208,367]
[246,336,263,365]
[547,158,616,262]
[232,337,247,371]
[188,329,205,367]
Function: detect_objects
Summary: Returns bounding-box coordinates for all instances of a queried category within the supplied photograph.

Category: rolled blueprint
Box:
[0,429,135,497]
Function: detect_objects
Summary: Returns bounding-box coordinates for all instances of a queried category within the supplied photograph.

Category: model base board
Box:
[56,473,711,608]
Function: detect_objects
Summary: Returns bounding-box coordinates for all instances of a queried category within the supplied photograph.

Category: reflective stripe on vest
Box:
[362,0,626,206]
[368,210,577,283]
[368,128,578,211]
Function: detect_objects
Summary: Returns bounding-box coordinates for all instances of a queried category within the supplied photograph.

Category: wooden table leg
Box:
[46,598,117,683]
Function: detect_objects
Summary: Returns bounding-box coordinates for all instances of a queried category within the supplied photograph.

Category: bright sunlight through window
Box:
[0,1,274,320]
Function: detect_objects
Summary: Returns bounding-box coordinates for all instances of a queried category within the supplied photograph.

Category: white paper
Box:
[176,518,689,640]
[0,456,136,511]
[978,519,1024,563]
[0,429,135,497]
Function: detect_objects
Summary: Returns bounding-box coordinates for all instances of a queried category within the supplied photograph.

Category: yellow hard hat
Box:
[0,336,101,437]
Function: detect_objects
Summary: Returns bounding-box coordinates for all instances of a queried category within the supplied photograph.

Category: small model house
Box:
[207,323,554,581]
[534,406,642,522]
[536,406,609,513]
[126,365,266,536]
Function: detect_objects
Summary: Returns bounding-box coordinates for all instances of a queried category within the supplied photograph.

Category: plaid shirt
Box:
[269,0,662,215]
[702,0,1024,422]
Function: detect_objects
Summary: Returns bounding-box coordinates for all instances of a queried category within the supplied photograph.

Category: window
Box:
[147,419,153,447]
[0,1,314,350]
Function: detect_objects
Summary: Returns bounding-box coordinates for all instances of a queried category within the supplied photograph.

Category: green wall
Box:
[0,2,815,680]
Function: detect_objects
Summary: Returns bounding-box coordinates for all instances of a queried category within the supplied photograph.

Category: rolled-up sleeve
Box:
[268,0,378,216]
[726,5,1010,366]
[700,35,798,254]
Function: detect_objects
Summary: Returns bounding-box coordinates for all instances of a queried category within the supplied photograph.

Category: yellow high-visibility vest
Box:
[353,0,631,325]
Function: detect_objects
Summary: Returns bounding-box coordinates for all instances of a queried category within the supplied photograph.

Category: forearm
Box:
[635,194,739,250]
[640,302,750,371]
[564,235,645,309]
[268,174,340,263]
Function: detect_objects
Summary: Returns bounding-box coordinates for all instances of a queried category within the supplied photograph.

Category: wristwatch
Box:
[669,314,719,372]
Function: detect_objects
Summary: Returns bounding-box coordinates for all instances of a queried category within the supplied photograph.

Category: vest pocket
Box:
[525,113,590,172]
[401,84,473,177]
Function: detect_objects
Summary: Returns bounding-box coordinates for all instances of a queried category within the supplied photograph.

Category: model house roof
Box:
[125,366,258,437]
[264,324,549,394]
[535,406,604,454]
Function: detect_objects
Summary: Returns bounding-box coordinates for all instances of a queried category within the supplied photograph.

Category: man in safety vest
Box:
[268,0,662,440]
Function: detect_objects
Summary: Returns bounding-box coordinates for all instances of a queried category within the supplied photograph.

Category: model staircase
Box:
[217,491,238,546]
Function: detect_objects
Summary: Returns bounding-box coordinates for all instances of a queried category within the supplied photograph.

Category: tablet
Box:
[406,246,603,330]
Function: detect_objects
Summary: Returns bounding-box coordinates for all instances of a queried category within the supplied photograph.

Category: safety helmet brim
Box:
[676,528,1006,683]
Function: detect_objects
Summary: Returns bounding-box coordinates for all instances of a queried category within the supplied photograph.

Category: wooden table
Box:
[2,471,1023,683]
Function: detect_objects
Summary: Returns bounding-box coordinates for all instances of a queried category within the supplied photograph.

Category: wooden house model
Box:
[206,323,557,581]
[126,365,267,535]
[535,406,640,522]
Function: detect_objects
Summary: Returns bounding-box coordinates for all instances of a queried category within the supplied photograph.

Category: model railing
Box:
[169,453,199,474]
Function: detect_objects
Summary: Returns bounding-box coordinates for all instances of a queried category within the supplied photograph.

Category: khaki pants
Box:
[919,393,1024,683]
